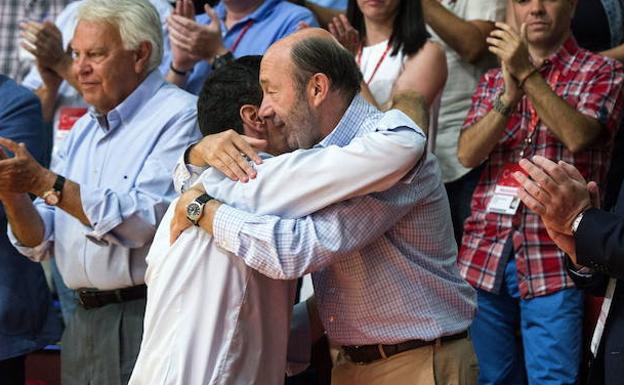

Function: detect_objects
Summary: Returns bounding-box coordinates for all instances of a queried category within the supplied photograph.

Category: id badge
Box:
[487,164,524,215]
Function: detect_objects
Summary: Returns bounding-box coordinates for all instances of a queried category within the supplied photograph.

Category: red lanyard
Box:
[230,20,254,53]
[520,68,559,158]
[356,41,392,85]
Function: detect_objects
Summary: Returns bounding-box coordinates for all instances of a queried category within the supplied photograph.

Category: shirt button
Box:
[329,316,335,322]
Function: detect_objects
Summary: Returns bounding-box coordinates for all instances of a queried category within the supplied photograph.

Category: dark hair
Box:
[290,37,363,101]
[197,55,263,137]
[346,0,428,56]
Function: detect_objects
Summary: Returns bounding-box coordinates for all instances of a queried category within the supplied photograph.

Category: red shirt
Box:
[459,37,624,299]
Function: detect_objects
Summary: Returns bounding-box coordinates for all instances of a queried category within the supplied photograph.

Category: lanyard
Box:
[230,20,254,54]
[519,68,560,158]
[356,41,392,85]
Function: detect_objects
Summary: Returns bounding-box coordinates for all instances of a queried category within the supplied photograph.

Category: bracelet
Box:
[493,94,513,117]
[169,62,189,76]
[518,67,538,89]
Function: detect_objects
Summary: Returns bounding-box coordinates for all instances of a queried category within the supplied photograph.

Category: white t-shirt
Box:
[428,0,507,183]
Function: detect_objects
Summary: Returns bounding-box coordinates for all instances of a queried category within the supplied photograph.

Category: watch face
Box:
[44,193,60,206]
[186,202,202,221]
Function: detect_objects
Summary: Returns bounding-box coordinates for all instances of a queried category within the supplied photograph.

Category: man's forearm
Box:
[422,0,493,64]
[35,86,59,123]
[31,169,91,227]
[458,109,509,168]
[523,74,603,153]
[3,194,46,247]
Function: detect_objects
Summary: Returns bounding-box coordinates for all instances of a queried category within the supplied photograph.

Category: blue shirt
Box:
[306,0,347,10]
[184,0,318,94]
[0,75,61,360]
[211,96,477,345]
[9,71,201,290]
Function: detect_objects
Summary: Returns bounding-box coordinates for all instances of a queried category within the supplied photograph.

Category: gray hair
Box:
[77,0,163,72]
[290,37,362,102]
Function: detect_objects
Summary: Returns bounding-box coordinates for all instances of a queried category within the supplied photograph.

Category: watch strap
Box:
[493,94,513,117]
[53,174,66,193]
[195,192,212,205]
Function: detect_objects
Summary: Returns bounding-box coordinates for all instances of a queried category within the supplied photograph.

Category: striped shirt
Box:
[459,37,624,299]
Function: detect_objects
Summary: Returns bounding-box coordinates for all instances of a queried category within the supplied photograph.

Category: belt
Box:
[77,284,147,310]
[342,331,468,364]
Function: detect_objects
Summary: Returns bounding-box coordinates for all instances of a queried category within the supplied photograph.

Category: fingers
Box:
[241,136,268,153]
[0,138,22,155]
[515,176,547,215]
[520,22,528,43]
[181,0,196,19]
[557,159,586,183]
[530,155,569,185]
[218,145,256,182]
[332,16,346,37]
[204,3,219,28]
[233,135,263,164]
[587,181,601,209]
[518,158,558,195]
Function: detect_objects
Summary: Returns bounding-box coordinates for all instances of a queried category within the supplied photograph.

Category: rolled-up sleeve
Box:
[8,201,55,262]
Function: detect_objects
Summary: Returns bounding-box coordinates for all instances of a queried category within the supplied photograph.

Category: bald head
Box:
[265,27,362,101]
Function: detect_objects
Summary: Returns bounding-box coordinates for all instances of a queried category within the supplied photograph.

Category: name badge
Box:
[487,163,524,215]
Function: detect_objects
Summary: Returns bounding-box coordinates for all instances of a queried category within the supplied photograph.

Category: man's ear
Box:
[134,41,152,74]
[240,104,265,138]
[307,73,330,107]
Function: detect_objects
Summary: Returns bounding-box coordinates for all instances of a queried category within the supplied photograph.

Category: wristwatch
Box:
[42,174,66,206]
[493,94,513,117]
[571,210,585,235]
[186,193,213,226]
[212,51,234,70]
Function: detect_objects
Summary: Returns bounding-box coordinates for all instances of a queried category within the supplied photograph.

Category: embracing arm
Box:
[202,114,426,218]
[211,188,416,279]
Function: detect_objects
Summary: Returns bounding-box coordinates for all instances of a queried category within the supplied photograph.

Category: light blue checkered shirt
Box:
[213,96,476,345]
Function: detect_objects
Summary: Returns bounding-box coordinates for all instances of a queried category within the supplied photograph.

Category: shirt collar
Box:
[215,0,278,26]
[538,36,580,75]
[88,70,164,133]
[318,94,376,148]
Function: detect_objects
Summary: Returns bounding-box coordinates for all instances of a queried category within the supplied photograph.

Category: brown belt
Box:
[342,330,468,364]
[76,284,147,310]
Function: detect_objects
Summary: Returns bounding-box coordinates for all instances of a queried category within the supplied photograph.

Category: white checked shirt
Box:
[211,95,477,345]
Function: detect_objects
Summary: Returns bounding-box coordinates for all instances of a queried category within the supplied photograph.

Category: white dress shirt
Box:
[129,98,425,385]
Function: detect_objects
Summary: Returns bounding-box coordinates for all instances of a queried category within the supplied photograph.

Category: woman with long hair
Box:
[329,0,447,115]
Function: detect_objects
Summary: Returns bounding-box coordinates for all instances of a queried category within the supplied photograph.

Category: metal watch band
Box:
[493,94,513,117]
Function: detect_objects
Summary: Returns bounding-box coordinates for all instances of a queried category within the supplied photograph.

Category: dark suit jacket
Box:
[570,177,624,385]
[0,75,60,360]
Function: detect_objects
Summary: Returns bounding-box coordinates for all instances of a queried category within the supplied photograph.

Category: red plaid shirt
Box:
[458,38,624,299]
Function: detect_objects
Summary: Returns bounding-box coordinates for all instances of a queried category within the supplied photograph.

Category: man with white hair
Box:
[0,1,200,384]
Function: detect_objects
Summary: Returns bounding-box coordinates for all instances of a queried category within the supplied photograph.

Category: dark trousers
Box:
[445,165,483,247]
[0,355,25,385]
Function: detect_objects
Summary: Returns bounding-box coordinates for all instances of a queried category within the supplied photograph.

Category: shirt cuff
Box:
[172,150,208,194]
[212,204,251,254]
[7,223,52,262]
